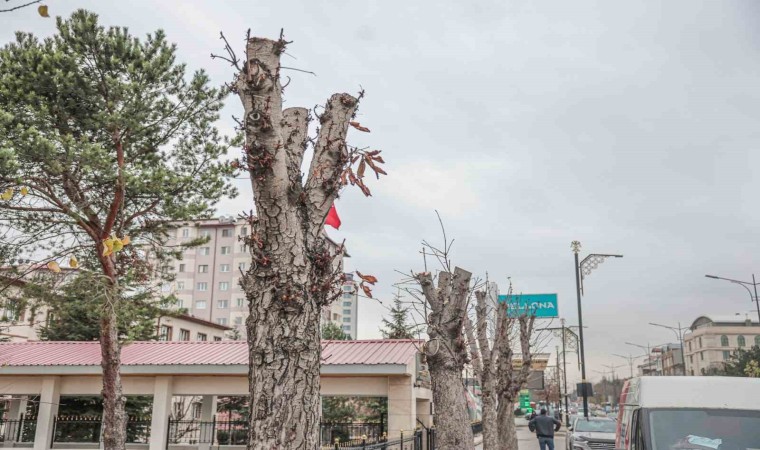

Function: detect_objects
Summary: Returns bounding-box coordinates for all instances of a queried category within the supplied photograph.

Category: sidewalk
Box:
[474,418,566,450]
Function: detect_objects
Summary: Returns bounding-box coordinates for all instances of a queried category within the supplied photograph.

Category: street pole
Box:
[562,319,570,426]
[705,273,760,325]
[573,248,589,419]
[649,322,689,376]
[572,241,623,419]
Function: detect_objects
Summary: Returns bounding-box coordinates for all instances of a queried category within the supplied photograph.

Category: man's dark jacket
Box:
[528,414,562,438]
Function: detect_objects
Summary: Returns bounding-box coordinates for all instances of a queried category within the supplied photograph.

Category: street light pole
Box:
[537,320,578,426]
[572,241,623,420]
[613,353,644,379]
[648,322,689,376]
[705,274,760,324]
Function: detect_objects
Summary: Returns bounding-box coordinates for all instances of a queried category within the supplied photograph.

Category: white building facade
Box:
[683,314,760,375]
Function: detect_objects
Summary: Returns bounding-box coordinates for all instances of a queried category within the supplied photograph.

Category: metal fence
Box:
[328,429,425,450]
[320,421,385,445]
[51,416,151,444]
[0,415,36,443]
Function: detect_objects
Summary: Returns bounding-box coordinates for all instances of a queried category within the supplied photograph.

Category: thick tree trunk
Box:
[497,401,518,450]
[100,306,126,450]
[480,373,498,450]
[428,365,474,450]
[245,269,322,449]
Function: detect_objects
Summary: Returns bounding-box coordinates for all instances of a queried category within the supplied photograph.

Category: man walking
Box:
[528,408,562,450]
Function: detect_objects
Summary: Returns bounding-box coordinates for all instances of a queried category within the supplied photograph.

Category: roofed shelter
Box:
[0,340,432,449]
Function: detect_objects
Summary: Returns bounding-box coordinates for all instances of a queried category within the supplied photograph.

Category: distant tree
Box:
[380,293,419,339]
[322,321,351,340]
[321,397,356,424]
[0,11,237,450]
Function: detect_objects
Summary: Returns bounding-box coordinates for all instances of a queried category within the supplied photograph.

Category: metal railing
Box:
[320,422,385,446]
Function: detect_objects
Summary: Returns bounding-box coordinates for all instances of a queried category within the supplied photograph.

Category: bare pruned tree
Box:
[218,30,386,449]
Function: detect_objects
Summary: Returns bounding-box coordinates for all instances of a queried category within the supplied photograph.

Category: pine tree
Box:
[380,294,419,339]
[0,11,236,450]
[321,321,351,340]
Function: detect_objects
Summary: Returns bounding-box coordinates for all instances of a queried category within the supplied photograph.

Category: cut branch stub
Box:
[305,93,359,231]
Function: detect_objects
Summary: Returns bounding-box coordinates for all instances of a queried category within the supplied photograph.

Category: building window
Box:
[241,226,248,236]
[236,298,245,308]
[176,299,184,309]
[343,325,351,331]
[723,350,730,360]
[343,309,351,315]
[200,230,211,238]
[343,317,350,323]
[220,264,230,273]
[222,229,233,237]
[197,333,207,341]
[342,293,353,299]
[179,329,190,341]
[721,335,729,347]
[698,337,702,348]
[214,336,222,341]
[219,282,229,291]
[217,318,228,325]
[234,316,243,325]
[221,246,231,255]
[688,342,692,351]
[332,313,339,321]
[239,262,247,271]
[196,300,207,309]
[199,247,210,256]
[159,325,173,341]
[182,228,190,238]
[198,265,208,273]
[343,301,351,307]
[218,300,229,309]
[197,282,208,292]
[176,281,185,290]
[756,336,760,346]
[738,335,746,347]
[342,286,354,293]
[239,244,248,253]
[689,355,693,364]
[700,352,704,361]
[178,264,186,273]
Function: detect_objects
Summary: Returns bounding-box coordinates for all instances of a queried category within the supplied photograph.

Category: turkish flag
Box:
[325,204,341,230]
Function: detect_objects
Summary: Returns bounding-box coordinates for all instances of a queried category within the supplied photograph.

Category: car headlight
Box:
[574,436,588,443]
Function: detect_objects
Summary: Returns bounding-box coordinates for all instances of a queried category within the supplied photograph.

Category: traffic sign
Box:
[498,293,559,318]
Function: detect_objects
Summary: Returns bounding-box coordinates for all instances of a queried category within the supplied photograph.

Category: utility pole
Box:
[572,241,623,419]
[537,319,578,426]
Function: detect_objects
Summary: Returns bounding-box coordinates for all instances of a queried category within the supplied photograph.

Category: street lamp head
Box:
[571,241,582,254]
[705,275,719,279]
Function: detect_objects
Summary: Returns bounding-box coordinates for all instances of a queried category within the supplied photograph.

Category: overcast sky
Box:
[4,0,760,384]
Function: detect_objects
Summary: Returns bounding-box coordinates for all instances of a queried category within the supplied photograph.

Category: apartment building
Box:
[683,314,760,375]
[168,217,346,337]
[338,273,359,338]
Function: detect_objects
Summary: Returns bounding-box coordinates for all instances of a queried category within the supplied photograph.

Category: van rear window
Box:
[648,408,760,450]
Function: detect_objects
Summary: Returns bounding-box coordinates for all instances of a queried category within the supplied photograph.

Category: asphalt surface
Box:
[475,418,567,450]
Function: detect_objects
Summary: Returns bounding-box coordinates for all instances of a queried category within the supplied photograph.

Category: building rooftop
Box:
[689,314,760,330]
[0,339,423,368]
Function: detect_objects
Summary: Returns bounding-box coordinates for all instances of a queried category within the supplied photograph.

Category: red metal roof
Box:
[0,339,421,367]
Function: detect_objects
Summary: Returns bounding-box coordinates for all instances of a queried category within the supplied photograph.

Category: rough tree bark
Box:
[463,290,509,450]
[496,313,536,449]
[416,268,474,450]
[234,36,378,449]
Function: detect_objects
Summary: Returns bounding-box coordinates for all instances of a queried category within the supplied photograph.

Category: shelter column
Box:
[387,377,416,439]
[198,395,217,450]
[33,377,60,450]
[149,376,173,450]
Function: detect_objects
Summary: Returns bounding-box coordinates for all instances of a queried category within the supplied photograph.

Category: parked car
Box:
[567,417,616,450]
[616,376,760,450]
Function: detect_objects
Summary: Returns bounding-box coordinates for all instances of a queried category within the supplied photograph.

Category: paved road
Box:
[475,419,567,450]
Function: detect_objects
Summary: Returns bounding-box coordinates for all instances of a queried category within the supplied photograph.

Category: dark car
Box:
[566,417,616,450]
